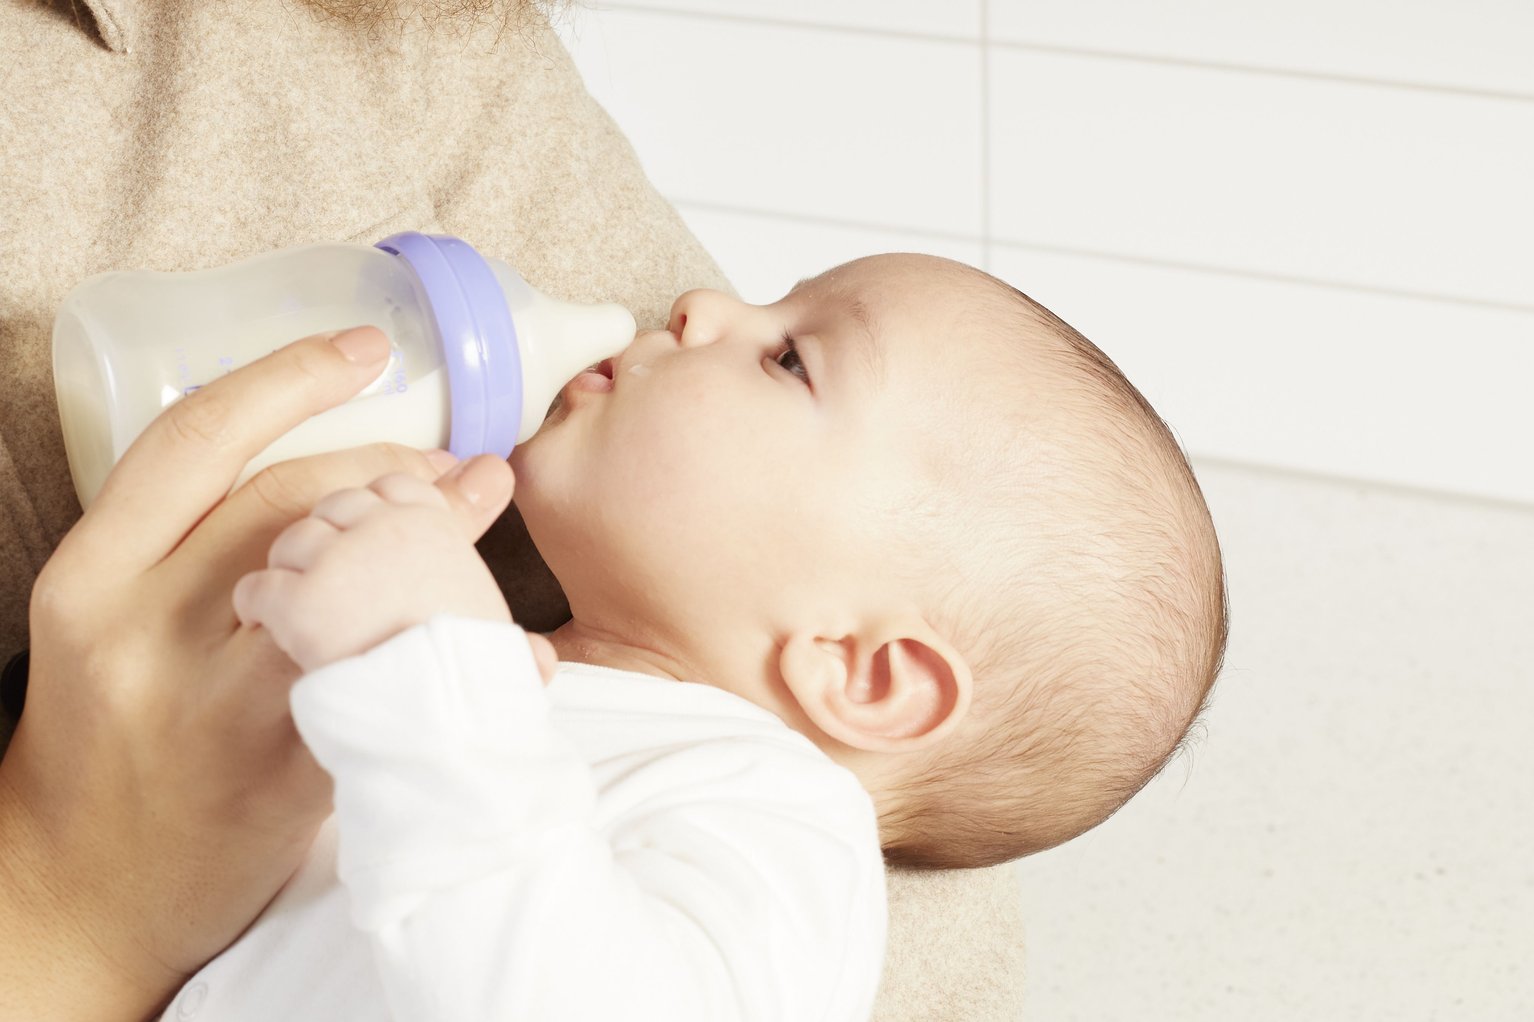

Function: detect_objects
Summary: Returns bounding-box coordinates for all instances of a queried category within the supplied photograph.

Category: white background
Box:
[553,0,1533,507]
[551,3,1534,1019]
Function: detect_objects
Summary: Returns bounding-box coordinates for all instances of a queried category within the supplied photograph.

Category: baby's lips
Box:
[580,357,616,383]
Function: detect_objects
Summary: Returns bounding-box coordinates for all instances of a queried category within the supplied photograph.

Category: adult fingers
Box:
[53,326,393,583]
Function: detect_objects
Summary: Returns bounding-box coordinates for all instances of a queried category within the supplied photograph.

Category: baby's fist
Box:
[233,455,517,673]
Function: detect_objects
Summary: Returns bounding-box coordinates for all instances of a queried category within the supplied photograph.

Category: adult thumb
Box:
[430,453,515,541]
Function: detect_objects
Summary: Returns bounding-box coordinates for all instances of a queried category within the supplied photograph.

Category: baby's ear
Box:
[778,616,972,754]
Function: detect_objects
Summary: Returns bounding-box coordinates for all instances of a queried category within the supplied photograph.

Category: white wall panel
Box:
[558,9,984,236]
[555,5,1533,505]
[992,243,1534,505]
[673,203,985,303]
[586,0,981,39]
[989,0,1534,98]
[989,50,1534,309]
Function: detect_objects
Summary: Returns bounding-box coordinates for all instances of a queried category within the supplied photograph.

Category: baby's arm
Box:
[289,615,886,1022]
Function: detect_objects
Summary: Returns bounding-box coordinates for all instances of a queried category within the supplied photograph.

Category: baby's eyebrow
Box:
[842,297,887,391]
[787,280,887,394]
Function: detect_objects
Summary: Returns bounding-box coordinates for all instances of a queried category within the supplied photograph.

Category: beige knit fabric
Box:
[0,1,1025,1017]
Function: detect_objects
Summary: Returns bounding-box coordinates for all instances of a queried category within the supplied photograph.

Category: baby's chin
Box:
[526,390,569,437]
[505,435,587,539]
[508,398,567,470]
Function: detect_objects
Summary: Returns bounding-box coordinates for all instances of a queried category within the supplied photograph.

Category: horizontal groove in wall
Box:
[997,40,1534,105]
[1191,454,1534,515]
[594,2,1534,103]
[670,199,1534,316]
[587,2,978,44]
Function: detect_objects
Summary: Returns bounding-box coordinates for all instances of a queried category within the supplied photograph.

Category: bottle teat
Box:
[375,233,638,457]
[486,258,637,443]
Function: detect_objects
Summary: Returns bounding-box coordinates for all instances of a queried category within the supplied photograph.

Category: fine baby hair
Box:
[862,263,1229,869]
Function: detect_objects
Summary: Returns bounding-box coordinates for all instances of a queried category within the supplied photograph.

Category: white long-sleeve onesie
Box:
[157,614,887,1022]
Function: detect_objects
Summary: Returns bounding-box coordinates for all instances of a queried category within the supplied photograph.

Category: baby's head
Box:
[509,253,1228,869]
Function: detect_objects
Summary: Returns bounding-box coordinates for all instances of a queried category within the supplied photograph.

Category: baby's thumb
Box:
[429,452,515,541]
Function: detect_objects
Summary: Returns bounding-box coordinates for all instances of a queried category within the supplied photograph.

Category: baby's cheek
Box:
[626,410,706,477]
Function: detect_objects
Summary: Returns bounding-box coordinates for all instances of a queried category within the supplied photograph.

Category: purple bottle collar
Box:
[374,232,522,460]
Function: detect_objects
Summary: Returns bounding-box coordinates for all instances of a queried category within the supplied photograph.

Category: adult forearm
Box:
[0,769,176,1022]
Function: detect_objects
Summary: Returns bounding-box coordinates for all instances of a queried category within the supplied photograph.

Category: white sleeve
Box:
[288,614,886,1022]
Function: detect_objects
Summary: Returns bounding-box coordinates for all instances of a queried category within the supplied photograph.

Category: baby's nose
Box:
[667,288,741,347]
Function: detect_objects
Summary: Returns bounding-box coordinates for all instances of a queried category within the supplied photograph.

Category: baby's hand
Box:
[233,454,546,675]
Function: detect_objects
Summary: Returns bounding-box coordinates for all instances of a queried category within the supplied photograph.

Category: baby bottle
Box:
[52,232,635,510]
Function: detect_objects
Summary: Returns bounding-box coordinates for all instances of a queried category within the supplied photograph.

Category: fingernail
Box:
[330,327,388,363]
[441,456,481,503]
[423,448,458,473]
[453,456,504,506]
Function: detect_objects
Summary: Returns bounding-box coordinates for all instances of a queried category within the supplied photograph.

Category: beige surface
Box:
[0,2,1025,1017]
[876,864,1026,1021]
[1014,458,1534,1019]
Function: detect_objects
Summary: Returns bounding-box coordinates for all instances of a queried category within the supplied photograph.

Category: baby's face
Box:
[508,254,978,684]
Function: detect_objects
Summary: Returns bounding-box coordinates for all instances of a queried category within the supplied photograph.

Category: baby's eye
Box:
[774,331,810,384]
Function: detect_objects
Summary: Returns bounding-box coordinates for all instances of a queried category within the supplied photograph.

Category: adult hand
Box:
[0,327,506,1021]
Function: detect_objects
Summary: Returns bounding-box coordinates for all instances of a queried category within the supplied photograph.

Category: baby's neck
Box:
[545,617,902,827]
[543,619,691,682]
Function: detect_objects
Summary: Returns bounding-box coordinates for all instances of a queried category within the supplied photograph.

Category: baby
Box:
[205,253,1227,1022]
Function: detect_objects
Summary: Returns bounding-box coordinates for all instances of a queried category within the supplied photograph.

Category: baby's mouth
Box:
[543,359,616,420]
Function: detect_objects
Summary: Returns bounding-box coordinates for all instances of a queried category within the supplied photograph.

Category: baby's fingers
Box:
[232,567,345,671]
[301,473,444,533]
[265,516,341,573]
[432,455,515,543]
[366,471,453,508]
[231,567,297,636]
[308,486,388,530]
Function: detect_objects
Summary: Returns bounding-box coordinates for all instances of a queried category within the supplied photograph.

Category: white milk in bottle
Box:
[52,232,635,510]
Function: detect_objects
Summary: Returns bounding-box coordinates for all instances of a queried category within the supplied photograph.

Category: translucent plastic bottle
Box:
[52,232,635,510]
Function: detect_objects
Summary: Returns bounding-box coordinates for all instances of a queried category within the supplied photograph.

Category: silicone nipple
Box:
[486,260,637,443]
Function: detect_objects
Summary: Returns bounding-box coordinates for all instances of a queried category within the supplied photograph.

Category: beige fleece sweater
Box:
[0,2,1025,1017]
